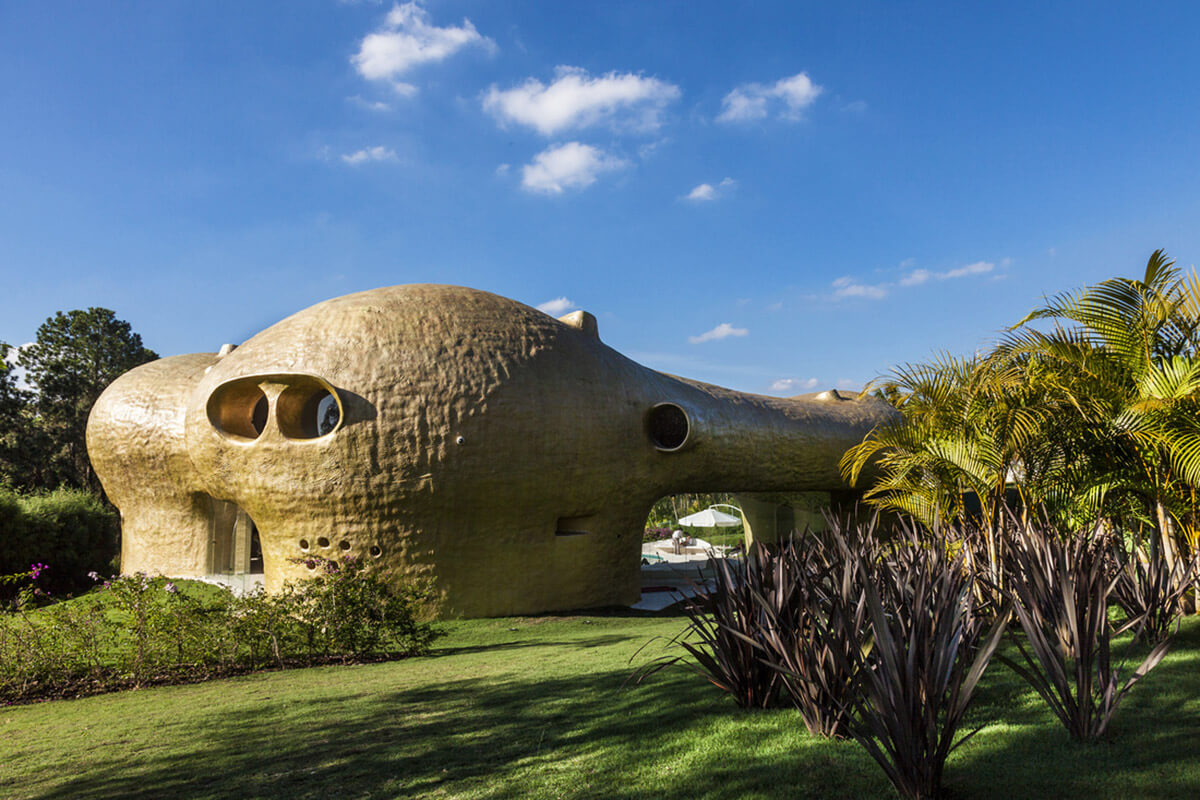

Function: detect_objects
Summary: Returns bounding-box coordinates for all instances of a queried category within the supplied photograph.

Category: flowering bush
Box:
[289,554,439,658]
[642,527,674,543]
[1,563,52,611]
[0,561,440,704]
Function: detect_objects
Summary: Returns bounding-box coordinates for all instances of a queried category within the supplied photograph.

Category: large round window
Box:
[647,403,690,451]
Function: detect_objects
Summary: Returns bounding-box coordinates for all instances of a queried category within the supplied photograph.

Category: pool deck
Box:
[631,539,736,611]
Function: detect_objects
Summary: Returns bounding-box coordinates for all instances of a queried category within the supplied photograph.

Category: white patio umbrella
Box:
[675,507,741,527]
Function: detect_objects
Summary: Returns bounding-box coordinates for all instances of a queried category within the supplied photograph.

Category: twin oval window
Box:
[210,378,687,451]
[207,375,342,442]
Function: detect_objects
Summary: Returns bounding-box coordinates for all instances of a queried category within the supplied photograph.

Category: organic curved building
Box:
[87,285,895,617]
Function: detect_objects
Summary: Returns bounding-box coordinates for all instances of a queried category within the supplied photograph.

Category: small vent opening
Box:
[556,515,595,537]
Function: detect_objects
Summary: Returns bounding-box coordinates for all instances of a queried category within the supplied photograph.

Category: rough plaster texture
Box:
[87,285,896,617]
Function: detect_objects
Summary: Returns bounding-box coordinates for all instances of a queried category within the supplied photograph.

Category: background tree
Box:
[15,309,157,492]
[0,342,31,487]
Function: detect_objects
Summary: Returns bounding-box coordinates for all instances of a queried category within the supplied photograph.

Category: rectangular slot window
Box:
[556,515,595,537]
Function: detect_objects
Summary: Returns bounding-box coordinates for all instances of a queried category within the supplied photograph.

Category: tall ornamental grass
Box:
[1000,521,1172,740]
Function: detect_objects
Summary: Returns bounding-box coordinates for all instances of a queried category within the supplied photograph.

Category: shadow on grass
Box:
[29,663,887,800]
[946,616,1200,800]
[22,617,1200,800]
[429,634,637,657]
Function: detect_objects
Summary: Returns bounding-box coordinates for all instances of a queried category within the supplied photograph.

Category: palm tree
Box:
[996,249,1200,568]
[841,353,1060,585]
[843,251,1200,600]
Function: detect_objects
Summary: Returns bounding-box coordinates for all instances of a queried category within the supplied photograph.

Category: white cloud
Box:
[835,260,998,301]
[638,139,668,159]
[536,297,576,315]
[685,176,736,202]
[832,276,888,300]
[772,73,824,118]
[483,66,680,136]
[770,377,819,394]
[718,72,823,123]
[521,142,628,195]
[941,260,994,279]
[348,95,392,111]
[352,2,494,91]
[899,260,994,284]
[717,90,768,123]
[688,322,749,344]
[341,145,398,165]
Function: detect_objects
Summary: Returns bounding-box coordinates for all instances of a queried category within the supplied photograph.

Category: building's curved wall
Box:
[88,285,897,616]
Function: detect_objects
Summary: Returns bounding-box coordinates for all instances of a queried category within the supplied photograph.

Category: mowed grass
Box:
[2,612,1199,800]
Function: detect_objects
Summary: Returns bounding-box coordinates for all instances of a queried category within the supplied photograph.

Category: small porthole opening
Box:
[647,403,690,451]
[299,539,310,551]
[369,545,382,558]
[317,536,330,548]
[338,540,351,551]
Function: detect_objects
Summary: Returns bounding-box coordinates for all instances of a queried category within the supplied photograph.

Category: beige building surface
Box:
[87,284,895,617]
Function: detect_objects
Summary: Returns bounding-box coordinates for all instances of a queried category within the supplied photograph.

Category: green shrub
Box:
[290,554,439,659]
[0,488,117,597]
[0,562,440,704]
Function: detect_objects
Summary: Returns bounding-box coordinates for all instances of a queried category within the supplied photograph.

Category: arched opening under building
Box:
[642,491,844,562]
[644,493,743,551]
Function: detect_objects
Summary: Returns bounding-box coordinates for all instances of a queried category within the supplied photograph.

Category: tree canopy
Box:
[2,309,156,492]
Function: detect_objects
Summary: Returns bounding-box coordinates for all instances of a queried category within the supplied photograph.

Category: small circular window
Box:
[647,403,690,451]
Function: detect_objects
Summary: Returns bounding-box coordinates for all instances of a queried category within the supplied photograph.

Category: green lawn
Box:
[2,611,1199,799]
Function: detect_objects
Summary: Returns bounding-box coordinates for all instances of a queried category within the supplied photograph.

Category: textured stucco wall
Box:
[87,285,896,617]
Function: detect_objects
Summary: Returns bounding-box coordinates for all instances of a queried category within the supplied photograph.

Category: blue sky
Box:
[3,1,1200,394]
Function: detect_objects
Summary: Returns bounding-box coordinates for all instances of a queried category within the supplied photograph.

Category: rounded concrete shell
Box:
[90,284,897,616]
[87,353,218,577]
